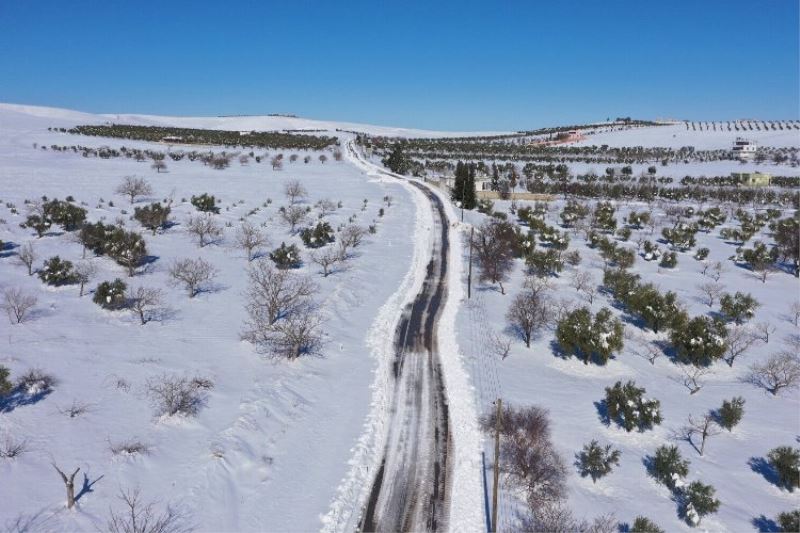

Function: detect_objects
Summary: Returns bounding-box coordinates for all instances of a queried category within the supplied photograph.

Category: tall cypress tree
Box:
[464,163,477,209]
[451,161,465,204]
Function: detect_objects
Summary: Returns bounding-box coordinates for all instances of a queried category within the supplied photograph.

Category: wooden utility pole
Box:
[491,398,502,532]
[468,227,474,299]
[52,463,80,509]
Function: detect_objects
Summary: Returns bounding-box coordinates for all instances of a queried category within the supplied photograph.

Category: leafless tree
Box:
[697,281,724,308]
[235,221,268,261]
[487,330,512,359]
[481,404,566,510]
[680,365,712,395]
[242,261,315,325]
[146,374,211,417]
[631,333,663,365]
[151,160,167,173]
[57,399,92,418]
[570,270,591,293]
[284,180,308,205]
[755,321,777,344]
[473,220,517,294]
[52,464,80,509]
[128,287,164,325]
[685,413,721,455]
[289,154,298,163]
[2,288,37,324]
[724,325,759,367]
[186,214,222,247]
[280,205,307,233]
[319,154,328,164]
[789,301,800,327]
[338,225,367,257]
[316,198,337,218]
[107,487,189,533]
[17,241,37,275]
[0,435,28,459]
[746,351,800,395]
[332,148,343,161]
[168,258,217,298]
[310,248,343,277]
[507,287,550,348]
[109,439,151,457]
[270,155,283,171]
[116,176,153,204]
[238,155,249,166]
[74,261,98,297]
[710,261,727,282]
[256,303,324,359]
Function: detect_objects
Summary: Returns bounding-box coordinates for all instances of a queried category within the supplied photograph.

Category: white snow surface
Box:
[0,106,426,530]
[0,102,507,139]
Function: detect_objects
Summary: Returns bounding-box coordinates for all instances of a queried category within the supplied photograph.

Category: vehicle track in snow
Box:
[347,145,453,532]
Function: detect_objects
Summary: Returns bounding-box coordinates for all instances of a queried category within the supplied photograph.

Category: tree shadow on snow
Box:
[594,399,611,427]
[0,387,54,414]
[75,472,104,503]
[752,515,781,533]
[748,456,781,487]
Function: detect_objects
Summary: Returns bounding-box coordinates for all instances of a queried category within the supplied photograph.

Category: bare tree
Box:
[310,248,343,277]
[283,180,308,205]
[507,287,549,348]
[168,258,217,298]
[258,303,324,359]
[685,413,721,455]
[569,270,597,304]
[235,221,268,261]
[316,198,337,218]
[474,220,517,294]
[151,160,167,173]
[697,281,724,308]
[487,330,512,359]
[74,261,98,297]
[338,225,367,257]
[755,321,777,344]
[332,148,343,161]
[724,325,759,367]
[186,214,222,247]
[107,487,188,533]
[52,464,80,509]
[2,288,37,324]
[680,365,712,395]
[242,261,315,325]
[280,205,307,233]
[17,241,37,276]
[710,261,727,282]
[128,287,164,325]
[116,176,153,204]
[146,374,211,417]
[790,301,800,327]
[319,154,328,164]
[0,435,28,459]
[747,351,800,395]
[270,155,283,171]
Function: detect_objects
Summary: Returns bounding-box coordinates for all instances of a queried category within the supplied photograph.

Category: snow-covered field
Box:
[457,196,800,530]
[0,106,425,531]
[1,103,798,532]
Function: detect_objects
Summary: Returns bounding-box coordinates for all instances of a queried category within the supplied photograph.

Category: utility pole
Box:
[491,398,502,532]
[467,227,474,299]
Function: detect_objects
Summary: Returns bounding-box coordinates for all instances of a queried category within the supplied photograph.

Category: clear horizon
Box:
[1,0,798,130]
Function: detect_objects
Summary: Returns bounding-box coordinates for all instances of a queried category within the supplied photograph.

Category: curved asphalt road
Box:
[348,145,453,533]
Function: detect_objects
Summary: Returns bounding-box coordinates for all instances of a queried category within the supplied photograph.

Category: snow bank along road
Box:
[342,143,453,532]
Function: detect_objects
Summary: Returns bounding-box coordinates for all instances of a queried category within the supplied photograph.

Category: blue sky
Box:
[1,0,798,130]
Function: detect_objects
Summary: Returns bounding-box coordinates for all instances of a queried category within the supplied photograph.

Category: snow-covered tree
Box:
[38,256,78,286]
[575,440,620,483]
[649,444,689,490]
[720,291,760,324]
[670,316,727,366]
[93,279,128,310]
[767,446,800,491]
[556,307,624,365]
[604,380,662,432]
[683,481,720,526]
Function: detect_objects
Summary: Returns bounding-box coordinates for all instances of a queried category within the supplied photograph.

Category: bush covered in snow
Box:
[670,315,728,366]
[38,256,79,286]
[719,291,759,324]
[604,380,662,432]
[682,480,720,526]
[300,221,335,248]
[716,397,744,431]
[93,279,128,310]
[575,440,620,483]
[270,242,302,269]
[134,202,172,234]
[767,446,800,491]
[190,193,219,214]
[556,307,624,364]
[649,444,689,490]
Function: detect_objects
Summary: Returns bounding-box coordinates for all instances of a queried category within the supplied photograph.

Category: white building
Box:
[732,137,757,161]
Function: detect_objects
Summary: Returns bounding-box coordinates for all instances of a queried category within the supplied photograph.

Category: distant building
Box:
[161,136,183,142]
[731,171,771,187]
[731,137,757,160]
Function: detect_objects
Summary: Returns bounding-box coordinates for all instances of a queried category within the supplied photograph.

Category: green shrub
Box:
[767,446,800,491]
[630,516,664,533]
[38,256,78,286]
[93,279,128,310]
[716,397,744,431]
[299,221,335,248]
[683,481,720,526]
[191,193,220,214]
[556,307,624,364]
[649,444,689,490]
[605,381,662,432]
[270,242,302,269]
